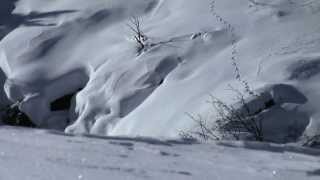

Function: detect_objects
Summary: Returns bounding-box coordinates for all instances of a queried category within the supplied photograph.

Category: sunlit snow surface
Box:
[1,0,320,139]
[2,0,320,179]
[0,126,319,180]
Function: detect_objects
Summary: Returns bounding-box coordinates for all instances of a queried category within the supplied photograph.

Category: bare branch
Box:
[127,16,148,53]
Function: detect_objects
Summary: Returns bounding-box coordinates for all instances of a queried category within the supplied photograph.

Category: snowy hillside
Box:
[0,126,319,180]
[2,0,320,179]
[1,0,320,141]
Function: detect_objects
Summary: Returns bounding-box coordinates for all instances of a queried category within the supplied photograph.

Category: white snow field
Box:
[0,0,320,140]
[1,0,320,179]
[0,126,319,180]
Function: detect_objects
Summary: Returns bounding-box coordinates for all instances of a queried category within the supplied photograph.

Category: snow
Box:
[0,0,320,169]
[0,126,319,180]
[0,0,320,140]
[2,0,320,179]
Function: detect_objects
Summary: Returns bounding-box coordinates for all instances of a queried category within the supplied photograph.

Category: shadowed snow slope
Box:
[1,0,320,140]
[0,126,320,180]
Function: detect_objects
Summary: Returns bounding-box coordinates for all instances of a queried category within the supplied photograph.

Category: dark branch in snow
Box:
[127,16,148,53]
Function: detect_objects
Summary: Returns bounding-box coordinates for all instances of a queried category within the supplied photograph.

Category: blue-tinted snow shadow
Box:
[0,69,10,107]
[307,169,320,176]
[217,141,320,156]
[45,129,198,146]
[0,0,77,39]
[0,10,77,28]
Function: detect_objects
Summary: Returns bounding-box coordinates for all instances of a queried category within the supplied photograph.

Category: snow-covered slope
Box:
[1,0,320,141]
[2,1,320,179]
[0,126,319,180]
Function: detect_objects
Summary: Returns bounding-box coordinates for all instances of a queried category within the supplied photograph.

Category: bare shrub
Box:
[179,113,220,142]
[127,16,148,53]
[181,89,265,142]
[210,91,264,141]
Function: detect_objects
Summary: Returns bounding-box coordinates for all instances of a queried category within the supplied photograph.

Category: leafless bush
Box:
[127,16,148,53]
[181,89,265,142]
[211,91,264,141]
[180,113,220,141]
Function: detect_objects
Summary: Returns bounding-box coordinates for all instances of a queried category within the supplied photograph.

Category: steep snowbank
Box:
[1,0,320,140]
